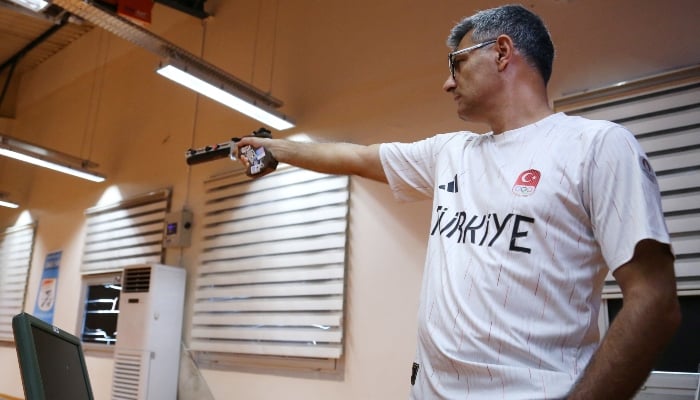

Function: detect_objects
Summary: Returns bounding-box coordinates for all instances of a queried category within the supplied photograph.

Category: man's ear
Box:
[495,34,514,71]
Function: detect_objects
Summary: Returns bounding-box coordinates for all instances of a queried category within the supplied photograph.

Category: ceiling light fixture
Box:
[156,57,295,131]
[45,0,295,130]
[0,194,19,209]
[0,200,19,209]
[0,135,105,183]
[0,192,19,208]
[7,0,49,12]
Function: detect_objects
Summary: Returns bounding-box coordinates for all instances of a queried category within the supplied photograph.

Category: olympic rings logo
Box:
[512,185,535,196]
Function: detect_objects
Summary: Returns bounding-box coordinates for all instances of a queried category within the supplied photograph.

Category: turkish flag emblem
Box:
[512,169,541,196]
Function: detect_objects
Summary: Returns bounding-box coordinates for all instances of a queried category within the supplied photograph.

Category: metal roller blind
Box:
[0,223,36,341]
[82,189,170,274]
[190,165,349,359]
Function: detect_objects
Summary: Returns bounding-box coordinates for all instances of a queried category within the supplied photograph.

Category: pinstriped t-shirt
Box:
[379,113,670,399]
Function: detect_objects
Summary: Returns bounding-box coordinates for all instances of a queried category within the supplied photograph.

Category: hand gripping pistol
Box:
[185,127,279,177]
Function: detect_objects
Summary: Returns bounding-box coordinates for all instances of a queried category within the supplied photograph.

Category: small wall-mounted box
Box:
[163,210,193,248]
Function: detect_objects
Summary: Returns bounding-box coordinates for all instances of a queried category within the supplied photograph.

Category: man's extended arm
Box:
[235,136,387,183]
[567,239,681,399]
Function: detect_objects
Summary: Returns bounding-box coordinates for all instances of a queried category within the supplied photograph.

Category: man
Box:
[236,4,680,399]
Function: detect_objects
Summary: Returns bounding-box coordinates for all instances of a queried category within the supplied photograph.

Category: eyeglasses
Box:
[448,39,497,79]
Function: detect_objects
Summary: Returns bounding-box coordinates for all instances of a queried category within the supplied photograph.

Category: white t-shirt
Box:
[379,113,670,399]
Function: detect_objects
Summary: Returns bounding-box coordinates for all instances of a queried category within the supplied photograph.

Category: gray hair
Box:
[447,4,555,85]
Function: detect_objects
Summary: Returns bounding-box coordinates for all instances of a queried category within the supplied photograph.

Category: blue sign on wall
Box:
[33,251,62,324]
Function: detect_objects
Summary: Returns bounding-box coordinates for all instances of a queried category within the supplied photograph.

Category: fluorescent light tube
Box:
[0,200,19,209]
[0,137,105,183]
[8,0,49,12]
[157,63,295,131]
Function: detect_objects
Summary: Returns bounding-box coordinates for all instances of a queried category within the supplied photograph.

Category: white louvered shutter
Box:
[0,223,36,340]
[82,189,170,274]
[190,166,349,359]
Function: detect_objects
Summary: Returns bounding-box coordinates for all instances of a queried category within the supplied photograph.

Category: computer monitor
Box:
[12,312,95,400]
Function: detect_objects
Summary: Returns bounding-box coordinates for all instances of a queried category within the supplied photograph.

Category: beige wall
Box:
[1,1,698,399]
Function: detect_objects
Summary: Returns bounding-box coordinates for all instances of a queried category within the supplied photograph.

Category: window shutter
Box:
[82,189,170,274]
[190,166,349,359]
[554,66,700,279]
[0,223,36,341]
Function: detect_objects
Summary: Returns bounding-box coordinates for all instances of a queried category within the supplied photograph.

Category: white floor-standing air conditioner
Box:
[111,263,186,400]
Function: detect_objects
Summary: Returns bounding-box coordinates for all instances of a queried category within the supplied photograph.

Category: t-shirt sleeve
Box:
[379,136,442,202]
[584,123,672,272]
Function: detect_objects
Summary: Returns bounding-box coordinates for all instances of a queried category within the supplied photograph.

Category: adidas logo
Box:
[439,174,459,193]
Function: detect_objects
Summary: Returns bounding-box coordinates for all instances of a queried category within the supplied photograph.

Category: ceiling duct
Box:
[50,0,283,109]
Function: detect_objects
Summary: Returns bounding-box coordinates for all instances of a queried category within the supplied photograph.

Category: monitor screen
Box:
[12,312,94,400]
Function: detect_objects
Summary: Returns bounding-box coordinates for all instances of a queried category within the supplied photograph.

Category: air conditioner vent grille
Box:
[111,350,148,400]
[123,267,151,292]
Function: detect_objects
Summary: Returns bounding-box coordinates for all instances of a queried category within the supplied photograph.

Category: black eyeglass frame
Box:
[448,39,497,79]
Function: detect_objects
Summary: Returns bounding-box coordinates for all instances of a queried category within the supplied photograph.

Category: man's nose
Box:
[443,75,456,92]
